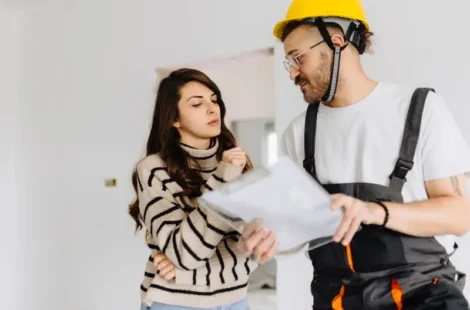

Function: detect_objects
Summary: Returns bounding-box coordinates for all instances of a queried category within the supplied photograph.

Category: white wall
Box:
[0,6,24,310]
[13,0,470,310]
[15,1,284,309]
[275,1,470,309]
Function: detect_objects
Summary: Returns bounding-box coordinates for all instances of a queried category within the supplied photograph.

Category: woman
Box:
[128,68,277,310]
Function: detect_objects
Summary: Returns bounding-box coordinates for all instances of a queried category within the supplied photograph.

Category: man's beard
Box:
[295,52,332,104]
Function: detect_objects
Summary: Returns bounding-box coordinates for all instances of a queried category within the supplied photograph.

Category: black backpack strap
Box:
[389,88,435,192]
[303,102,320,181]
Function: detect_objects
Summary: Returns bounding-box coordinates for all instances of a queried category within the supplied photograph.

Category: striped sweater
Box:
[137,140,258,308]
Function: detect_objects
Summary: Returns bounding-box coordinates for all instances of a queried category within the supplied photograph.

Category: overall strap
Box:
[389,88,435,192]
[303,102,320,181]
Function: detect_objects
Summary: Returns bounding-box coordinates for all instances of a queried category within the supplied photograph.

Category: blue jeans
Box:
[140,298,249,310]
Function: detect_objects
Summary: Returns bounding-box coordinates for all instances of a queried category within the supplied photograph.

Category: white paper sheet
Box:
[198,156,343,254]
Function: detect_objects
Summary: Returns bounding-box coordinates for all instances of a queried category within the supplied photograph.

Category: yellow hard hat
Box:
[273,0,369,39]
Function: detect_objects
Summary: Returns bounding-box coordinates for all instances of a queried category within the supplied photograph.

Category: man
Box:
[256,0,470,309]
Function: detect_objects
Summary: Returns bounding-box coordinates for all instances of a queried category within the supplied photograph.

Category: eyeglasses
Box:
[283,40,325,72]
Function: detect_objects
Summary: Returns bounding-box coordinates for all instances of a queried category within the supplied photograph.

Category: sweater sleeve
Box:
[202,161,243,192]
[137,159,243,270]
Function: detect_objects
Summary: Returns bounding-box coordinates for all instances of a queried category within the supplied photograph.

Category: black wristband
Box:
[372,200,389,228]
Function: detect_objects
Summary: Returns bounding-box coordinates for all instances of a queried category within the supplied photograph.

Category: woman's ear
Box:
[173,121,181,128]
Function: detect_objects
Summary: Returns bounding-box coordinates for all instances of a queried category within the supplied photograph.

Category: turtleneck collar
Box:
[180,139,219,170]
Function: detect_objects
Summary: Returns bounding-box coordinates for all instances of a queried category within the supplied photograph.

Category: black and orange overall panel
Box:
[310,240,406,310]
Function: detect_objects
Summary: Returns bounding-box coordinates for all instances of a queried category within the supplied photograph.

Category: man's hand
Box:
[330,194,385,246]
[237,219,279,264]
[153,253,176,280]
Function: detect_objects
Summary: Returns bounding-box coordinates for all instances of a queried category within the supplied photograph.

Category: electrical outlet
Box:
[104,178,117,187]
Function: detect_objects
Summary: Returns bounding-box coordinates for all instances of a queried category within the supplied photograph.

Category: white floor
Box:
[247,288,277,310]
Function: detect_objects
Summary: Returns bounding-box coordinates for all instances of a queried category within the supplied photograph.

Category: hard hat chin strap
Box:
[303,17,364,103]
[313,17,350,103]
[322,46,342,102]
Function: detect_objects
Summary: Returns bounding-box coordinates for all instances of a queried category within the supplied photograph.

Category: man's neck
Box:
[325,73,378,108]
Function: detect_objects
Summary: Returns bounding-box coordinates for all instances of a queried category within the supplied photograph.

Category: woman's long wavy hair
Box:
[128,68,253,231]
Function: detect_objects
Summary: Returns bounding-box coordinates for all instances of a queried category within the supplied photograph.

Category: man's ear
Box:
[330,34,346,48]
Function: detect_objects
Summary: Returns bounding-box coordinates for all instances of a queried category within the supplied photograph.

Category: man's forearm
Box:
[369,197,470,237]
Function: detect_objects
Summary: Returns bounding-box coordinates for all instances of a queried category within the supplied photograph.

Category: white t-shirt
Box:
[279,82,470,253]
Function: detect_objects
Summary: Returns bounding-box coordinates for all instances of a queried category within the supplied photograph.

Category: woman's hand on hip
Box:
[153,253,176,281]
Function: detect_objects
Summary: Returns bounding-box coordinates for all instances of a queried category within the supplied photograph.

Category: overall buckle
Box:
[303,157,316,175]
[390,158,414,181]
